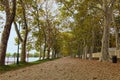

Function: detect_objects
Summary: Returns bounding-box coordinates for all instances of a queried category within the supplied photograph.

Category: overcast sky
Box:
[7,25,18,54]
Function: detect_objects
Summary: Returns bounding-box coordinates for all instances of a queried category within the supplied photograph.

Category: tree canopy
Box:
[0,0,120,65]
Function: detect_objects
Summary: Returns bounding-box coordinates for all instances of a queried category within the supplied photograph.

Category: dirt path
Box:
[0,57,120,80]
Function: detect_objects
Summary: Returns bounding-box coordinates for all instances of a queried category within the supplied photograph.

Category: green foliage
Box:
[115,16,120,25]
[55,0,103,57]
[12,52,17,57]
[6,53,11,57]
[0,6,4,11]
[0,0,118,63]
[60,32,75,56]
[34,52,39,57]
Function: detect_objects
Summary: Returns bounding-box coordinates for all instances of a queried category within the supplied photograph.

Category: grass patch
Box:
[0,58,58,74]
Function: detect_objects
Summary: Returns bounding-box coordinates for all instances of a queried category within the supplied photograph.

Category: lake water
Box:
[5,57,40,65]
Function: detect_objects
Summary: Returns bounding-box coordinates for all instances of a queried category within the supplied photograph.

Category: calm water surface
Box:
[5,57,39,65]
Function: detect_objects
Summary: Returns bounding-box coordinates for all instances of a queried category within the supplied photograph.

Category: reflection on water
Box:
[5,57,39,65]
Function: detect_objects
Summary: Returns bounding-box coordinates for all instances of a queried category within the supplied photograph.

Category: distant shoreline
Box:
[5,57,39,65]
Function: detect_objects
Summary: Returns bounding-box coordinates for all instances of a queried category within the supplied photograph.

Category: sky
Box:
[0,27,18,54]
[7,25,18,54]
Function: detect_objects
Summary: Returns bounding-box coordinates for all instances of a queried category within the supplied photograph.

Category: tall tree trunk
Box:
[21,40,27,62]
[84,45,88,59]
[115,27,120,50]
[46,20,51,59]
[77,43,81,58]
[89,46,93,60]
[101,15,110,61]
[54,50,57,58]
[20,0,28,62]
[101,0,115,61]
[43,44,46,59]
[38,27,42,60]
[39,48,41,60]
[47,47,50,59]
[14,21,28,62]
[83,44,88,59]
[0,0,16,66]
[52,49,55,58]
[43,33,47,59]
[35,2,43,60]
[39,44,42,60]
[89,27,95,60]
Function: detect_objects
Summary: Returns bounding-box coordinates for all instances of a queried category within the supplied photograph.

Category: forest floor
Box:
[0,57,120,80]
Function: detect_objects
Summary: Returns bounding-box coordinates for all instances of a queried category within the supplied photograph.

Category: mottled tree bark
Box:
[20,0,28,62]
[101,0,115,61]
[0,0,16,66]
[84,45,88,59]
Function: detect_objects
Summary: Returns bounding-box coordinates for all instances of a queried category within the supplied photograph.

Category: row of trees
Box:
[56,0,120,61]
[0,0,64,66]
[0,0,120,66]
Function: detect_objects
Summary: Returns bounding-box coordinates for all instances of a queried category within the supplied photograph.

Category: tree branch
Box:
[109,0,116,8]
[14,21,23,42]
[60,0,74,15]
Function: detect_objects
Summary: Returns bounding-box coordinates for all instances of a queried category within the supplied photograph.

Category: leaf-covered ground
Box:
[0,57,120,80]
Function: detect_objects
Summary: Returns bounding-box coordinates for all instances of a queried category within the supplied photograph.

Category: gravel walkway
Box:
[0,57,120,80]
